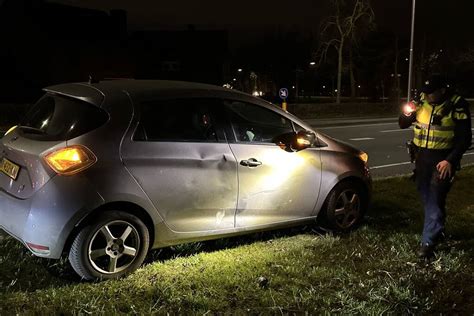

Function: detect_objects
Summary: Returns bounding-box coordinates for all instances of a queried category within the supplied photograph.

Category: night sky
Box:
[42,0,474,63]
[48,0,474,40]
[2,0,473,99]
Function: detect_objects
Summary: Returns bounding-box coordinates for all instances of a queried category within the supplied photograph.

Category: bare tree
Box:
[315,0,375,104]
[456,47,474,63]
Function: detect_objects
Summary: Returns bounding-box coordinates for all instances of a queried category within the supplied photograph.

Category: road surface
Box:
[306,117,474,178]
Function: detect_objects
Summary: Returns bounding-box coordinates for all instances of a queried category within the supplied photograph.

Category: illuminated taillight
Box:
[44,145,97,175]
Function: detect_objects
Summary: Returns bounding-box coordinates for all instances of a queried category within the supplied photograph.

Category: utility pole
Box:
[407,0,416,102]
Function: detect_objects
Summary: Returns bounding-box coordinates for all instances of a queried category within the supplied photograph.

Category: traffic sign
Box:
[279,88,288,100]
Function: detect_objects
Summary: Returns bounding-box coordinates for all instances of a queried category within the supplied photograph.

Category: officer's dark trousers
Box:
[415,149,454,246]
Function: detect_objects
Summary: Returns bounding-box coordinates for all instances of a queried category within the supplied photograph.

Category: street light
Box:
[237,68,243,72]
[407,0,416,102]
[309,61,316,66]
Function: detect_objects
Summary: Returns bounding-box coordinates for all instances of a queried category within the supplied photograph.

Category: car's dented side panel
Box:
[119,92,239,234]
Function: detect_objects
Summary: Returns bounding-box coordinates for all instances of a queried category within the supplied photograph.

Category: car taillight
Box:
[44,145,97,175]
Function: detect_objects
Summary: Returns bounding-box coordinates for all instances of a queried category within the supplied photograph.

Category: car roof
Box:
[44,80,251,107]
[43,79,316,134]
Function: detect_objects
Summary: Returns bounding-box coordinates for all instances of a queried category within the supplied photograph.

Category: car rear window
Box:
[19,94,109,141]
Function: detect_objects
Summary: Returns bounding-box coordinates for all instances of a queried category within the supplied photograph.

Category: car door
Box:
[121,98,238,233]
[224,100,322,228]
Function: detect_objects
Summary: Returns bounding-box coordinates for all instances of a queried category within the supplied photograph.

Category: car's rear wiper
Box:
[18,125,47,135]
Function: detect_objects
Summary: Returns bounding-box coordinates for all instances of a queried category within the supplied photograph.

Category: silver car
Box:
[0,80,371,280]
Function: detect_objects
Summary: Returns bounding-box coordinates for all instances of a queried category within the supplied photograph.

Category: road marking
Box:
[317,122,398,130]
[349,137,375,141]
[370,161,412,169]
[380,128,413,133]
[315,118,473,131]
[371,152,474,169]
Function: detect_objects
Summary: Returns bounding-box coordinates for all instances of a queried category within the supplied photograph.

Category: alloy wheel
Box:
[333,189,360,230]
[88,220,140,274]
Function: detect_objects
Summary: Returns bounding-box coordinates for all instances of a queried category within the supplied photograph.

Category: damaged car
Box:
[0,80,371,280]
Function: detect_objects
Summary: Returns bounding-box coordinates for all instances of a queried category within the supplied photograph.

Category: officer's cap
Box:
[421,75,447,94]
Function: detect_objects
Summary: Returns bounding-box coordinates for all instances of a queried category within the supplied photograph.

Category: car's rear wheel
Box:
[68,211,149,281]
[320,181,366,232]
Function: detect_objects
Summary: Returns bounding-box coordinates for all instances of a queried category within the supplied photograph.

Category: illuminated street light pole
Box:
[407,0,416,102]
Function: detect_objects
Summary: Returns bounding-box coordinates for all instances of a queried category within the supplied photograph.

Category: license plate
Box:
[0,158,20,180]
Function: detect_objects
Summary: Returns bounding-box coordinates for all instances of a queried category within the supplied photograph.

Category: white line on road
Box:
[317,122,398,130]
[371,152,474,169]
[349,137,375,141]
[316,118,473,131]
[380,128,413,133]
[370,162,412,169]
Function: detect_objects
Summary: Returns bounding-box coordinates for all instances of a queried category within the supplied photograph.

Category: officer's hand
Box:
[436,160,452,180]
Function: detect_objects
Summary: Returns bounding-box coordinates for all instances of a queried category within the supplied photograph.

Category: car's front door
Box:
[224,100,322,228]
[121,98,238,233]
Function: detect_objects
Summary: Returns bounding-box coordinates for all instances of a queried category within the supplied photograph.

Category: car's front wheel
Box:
[68,211,149,281]
[320,181,367,232]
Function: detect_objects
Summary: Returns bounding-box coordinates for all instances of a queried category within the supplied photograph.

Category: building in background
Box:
[0,0,229,102]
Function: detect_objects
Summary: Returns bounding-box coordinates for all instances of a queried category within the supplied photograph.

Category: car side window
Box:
[224,100,294,143]
[134,98,221,142]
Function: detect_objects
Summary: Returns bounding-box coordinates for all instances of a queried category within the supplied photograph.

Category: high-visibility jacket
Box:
[413,94,469,149]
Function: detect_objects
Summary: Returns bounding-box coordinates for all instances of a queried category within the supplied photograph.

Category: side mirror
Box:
[273,131,316,152]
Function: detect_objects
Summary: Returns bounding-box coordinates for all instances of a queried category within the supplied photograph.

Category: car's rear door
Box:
[121,98,238,233]
[224,99,322,228]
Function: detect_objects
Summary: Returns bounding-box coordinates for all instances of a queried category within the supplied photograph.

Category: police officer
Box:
[399,74,472,259]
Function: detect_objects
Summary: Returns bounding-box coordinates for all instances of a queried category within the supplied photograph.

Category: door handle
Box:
[240,158,262,167]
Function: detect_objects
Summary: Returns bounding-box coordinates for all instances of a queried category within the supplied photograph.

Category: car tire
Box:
[68,211,150,281]
[320,181,367,232]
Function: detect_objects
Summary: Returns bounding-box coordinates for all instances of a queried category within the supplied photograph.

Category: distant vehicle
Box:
[0,80,371,280]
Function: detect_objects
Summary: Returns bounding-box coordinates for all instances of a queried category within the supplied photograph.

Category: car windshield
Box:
[19,94,109,141]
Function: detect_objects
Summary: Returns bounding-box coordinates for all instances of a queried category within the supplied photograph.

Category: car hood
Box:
[316,131,363,156]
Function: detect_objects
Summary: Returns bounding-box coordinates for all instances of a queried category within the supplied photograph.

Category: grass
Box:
[1,167,474,314]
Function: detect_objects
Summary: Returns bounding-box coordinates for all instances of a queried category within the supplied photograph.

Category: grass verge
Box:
[0,167,473,314]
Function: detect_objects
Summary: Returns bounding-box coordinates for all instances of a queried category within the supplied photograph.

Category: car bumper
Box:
[0,175,104,259]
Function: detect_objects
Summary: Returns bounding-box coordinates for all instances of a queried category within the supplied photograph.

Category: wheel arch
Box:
[63,201,156,255]
[317,175,371,221]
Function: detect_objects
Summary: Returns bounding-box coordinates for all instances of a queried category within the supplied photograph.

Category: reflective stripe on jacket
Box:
[412,95,462,149]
